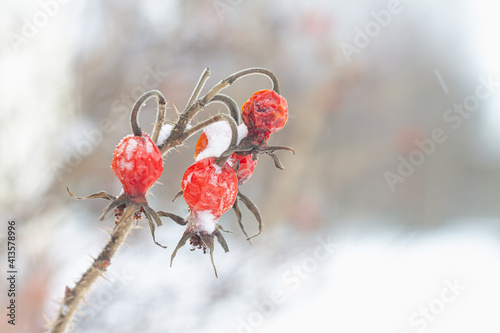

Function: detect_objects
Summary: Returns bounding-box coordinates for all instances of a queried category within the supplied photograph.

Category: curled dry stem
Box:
[160,67,279,155]
[130,90,166,143]
[201,67,280,104]
[209,94,241,124]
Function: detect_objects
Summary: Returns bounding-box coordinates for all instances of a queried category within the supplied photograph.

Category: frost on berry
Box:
[194,122,248,161]
[168,158,239,277]
[182,157,238,216]
[69,132,168,249]
[111,133,164,196]
[194,124,256,184]
[67,69,291,286]
[186,210,217,234]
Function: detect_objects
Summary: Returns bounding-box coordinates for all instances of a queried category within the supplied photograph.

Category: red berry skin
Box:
[182,158,238,217]
[241,89,288,141]
[194,133,208,159]
[194,133,257,184]
[232,153,257,185]
[194,132,209,159]
[111,134,164,196]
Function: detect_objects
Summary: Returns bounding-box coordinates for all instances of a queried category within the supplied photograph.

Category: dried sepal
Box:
[214,228,229,253]
[169,212,231,278]
[260,145,295,154]
[199,233,218,278]
[129,89,166,142]
[157,211,187,226]
[266,152,285,170]
[142,204,167,248]
[234,140,294,170]
[69,186,167,248]
[238,191,263,240]
[98,196,129,221]
[142,204,163,227]
[216,224,232,234]
[232,198,251,243]
[67,187,116,201]
[172,190,184,202]
[170,230,194,267]
[117,203,140,226]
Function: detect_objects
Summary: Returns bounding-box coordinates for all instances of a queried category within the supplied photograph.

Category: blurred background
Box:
[1,0,500,332]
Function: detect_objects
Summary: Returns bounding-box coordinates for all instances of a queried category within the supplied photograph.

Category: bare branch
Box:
[184,68,211,112]
[50,208,136,333]
[201,67,280,104]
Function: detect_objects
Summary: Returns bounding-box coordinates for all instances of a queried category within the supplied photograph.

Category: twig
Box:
[50,210,135,333]
[184,68,211,112]
[160,67,279,154]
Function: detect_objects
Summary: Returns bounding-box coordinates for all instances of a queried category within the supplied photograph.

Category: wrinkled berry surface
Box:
[241,89,288,139]
[182,157,238,216]
[111,134,164,196]
[232,153,257,185]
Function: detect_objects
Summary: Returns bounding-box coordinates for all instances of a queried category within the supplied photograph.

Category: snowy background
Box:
[1,0,500,332]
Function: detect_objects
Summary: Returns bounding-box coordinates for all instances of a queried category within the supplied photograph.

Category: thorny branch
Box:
[51,67,284,333]
[184,67,211,111]
[50,211,135,333]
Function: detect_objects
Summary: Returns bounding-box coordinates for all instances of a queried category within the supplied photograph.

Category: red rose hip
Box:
[111,134,164,196]
[182,157,238,216]
[231,153,257,185]
[241,89,288,141]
